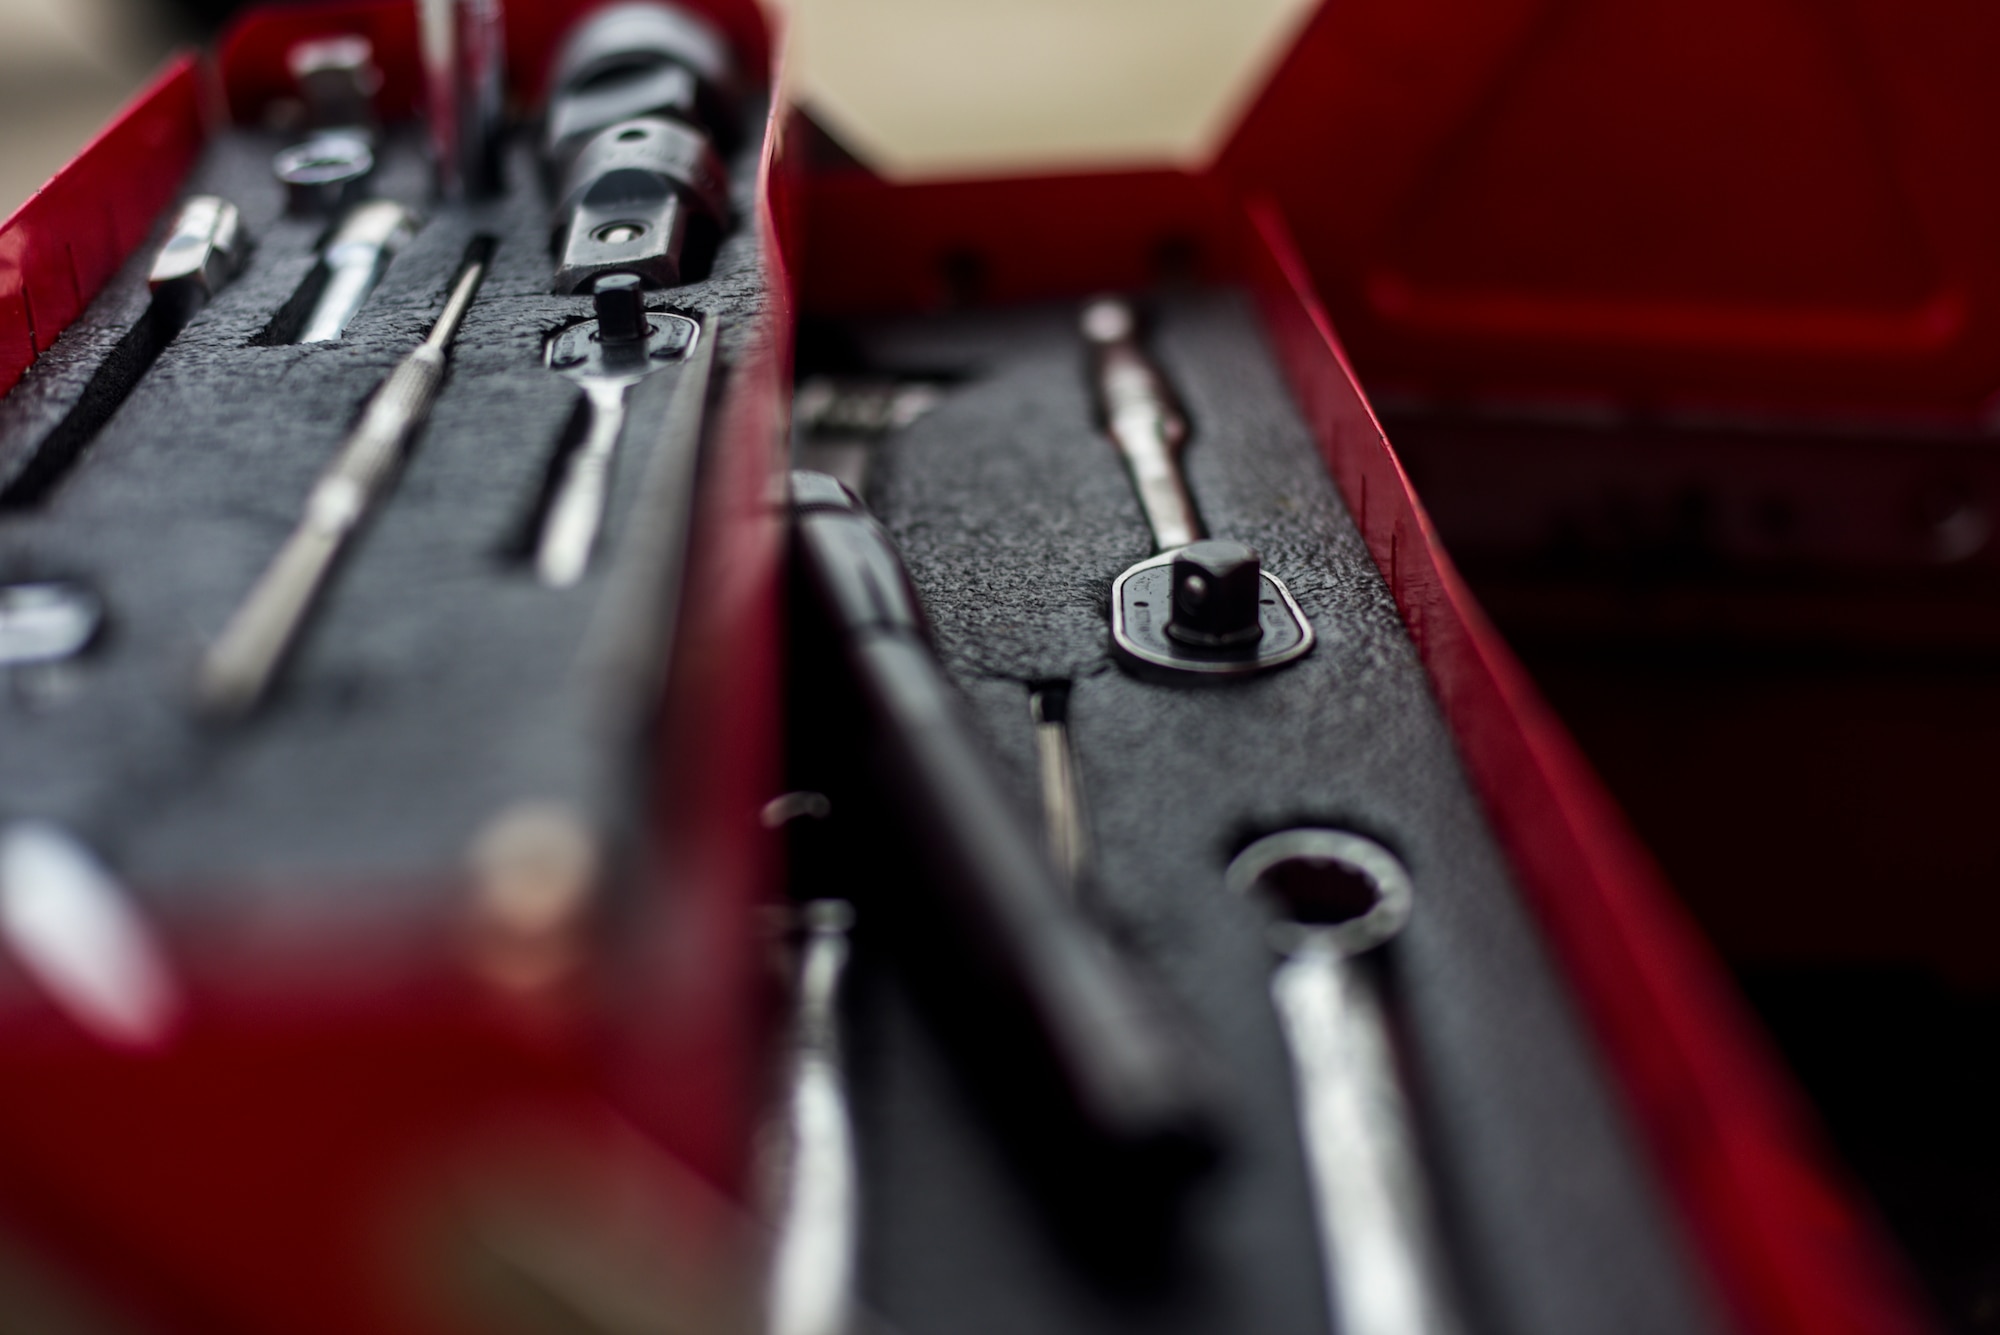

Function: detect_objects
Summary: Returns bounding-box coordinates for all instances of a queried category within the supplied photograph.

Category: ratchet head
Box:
[545,275,700,383]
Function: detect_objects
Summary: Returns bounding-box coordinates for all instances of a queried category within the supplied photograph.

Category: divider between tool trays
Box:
[1241,196,1930,1335]
[0,55,210,397]
[606,52,797,1197]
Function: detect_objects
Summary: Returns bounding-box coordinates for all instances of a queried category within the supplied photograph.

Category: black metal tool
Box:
[789,470,1220,1191]
[542,1,740,176]
[0,195,247,510]
[548,115,729,293]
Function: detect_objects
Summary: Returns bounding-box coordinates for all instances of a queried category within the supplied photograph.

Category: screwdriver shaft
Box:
[199,255,487,716]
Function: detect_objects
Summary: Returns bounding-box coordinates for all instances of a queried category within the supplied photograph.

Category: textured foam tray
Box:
[811,293,1727,1335]
[0,108,770,904]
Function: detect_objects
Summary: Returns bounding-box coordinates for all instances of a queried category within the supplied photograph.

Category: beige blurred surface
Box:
[0,0,177,218]
[779,0,1318,180]
[1,0,1318,210]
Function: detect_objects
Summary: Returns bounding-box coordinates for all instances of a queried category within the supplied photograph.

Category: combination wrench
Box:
[1227,828,1467,1335]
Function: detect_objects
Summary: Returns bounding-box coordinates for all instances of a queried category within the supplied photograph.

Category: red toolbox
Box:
[0,1,1973,1332]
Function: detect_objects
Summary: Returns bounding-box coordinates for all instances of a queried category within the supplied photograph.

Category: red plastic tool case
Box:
[0,0,1960,1331]
[0,2,786,1329]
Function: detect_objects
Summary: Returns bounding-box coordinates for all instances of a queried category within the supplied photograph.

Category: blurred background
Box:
[0,0,185,215]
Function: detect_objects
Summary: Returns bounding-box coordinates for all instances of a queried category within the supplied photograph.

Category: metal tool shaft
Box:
[1231,829,1464,1335]
[199,255,487,716]
[1275,940,1463,1335]
[765,900,860,1335]
[298,200,419,344]
[1030,687,1087,894]
[419,0,505,199]
[537,377,631,586]
[1082,298,1200,552]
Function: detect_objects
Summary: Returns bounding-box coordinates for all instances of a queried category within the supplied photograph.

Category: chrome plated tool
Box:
[149,195,249,316]
[1228,829,1466,1335]
[1081,296,1199,550]
[274,35,381,216]
[297,200,420,344]
[763,898,861,1335]
[0,582,101,669]
[792,376,946,497]
[199,247,490,717]
[536,272,698,586]
[274,132,374,217]
[1081,297,1313,678]
[418,0,506,199]
[1,580,101,706]
[288,34,382,134]
[0,822,179,1049]
[0,196,247,509]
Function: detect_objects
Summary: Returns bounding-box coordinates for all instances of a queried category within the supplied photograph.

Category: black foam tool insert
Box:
[811,293,1729,1335]
[0,107,771,906]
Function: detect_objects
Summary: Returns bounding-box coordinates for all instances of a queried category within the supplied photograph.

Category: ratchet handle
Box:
[1085,305,1202,552]
[1110,400,1201,551]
